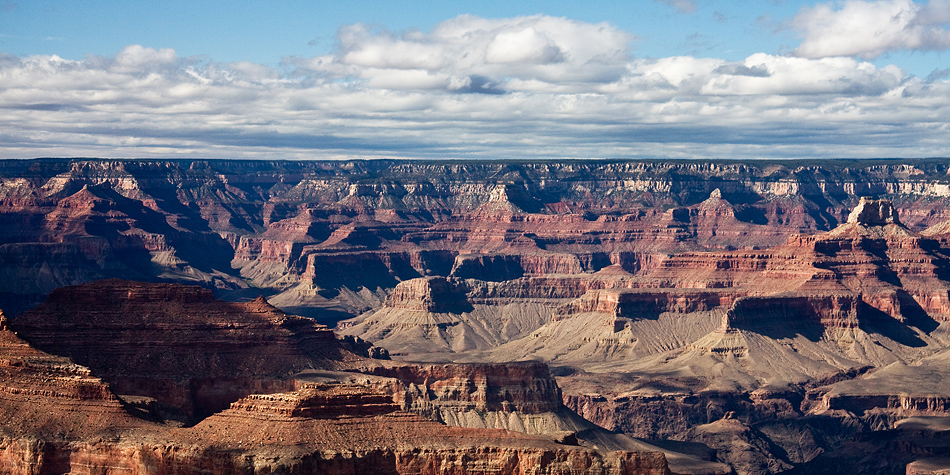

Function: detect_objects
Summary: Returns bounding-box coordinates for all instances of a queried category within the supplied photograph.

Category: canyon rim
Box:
[4,158,950,474]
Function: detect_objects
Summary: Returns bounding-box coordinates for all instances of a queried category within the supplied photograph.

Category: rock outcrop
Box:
[0,309,144,441]
[5,158,950,318]
[372,362,563,423]
[10,159,950,474]
[10,279,370,421]
[847,197,901,226]
[0,283,677,475]
[384,276,472,312]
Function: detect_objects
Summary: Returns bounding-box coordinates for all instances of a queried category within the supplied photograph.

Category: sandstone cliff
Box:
[0,284,676,475]
[8,159,950,474]
[5,158,950,319]
[483,198,950,374]
[10,279,371,422]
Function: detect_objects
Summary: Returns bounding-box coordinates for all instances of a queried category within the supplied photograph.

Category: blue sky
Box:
[1,0,949,159]
[6,0,938,74]
[2,1,801,63]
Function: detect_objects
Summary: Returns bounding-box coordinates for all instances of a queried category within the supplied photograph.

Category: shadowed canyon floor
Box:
[7,159,950,473]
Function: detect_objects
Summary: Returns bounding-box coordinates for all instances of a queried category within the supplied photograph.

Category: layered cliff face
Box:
[179,384,673,475]
[371,363,562,425]
[0,345,671,475]
[347,198,950,376]
[0,310,145,441]
[1,175,242,300]
[492,198,950,370]
[10,279,371,421]
[4,158,950,319]
[0,281,681,475]
[9,159,950,474]
[338,267,646,357]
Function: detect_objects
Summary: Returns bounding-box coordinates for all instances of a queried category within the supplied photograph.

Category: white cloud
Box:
[793,0,950,59]
[340,25,448,70]
[362,68,452,90]
[701,54,905,96]
[485,27,564,64]
[0,16,948,161]
[307,15,633,92]
[918,0,950,23]
[111,45,178,74]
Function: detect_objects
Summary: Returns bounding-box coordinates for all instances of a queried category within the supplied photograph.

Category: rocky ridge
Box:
[4,158,950,319]
[0,281,681,475]
[343,197,950,474]
[11,279,364,422]
[8,159,950,473]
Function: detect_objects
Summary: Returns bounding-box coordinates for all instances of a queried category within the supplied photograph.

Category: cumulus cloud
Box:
[919,0,950,23]
[0,15,948,160]
[309,15,634,92]
[111,44,173,66]
[793,0,950,59]
[702,54,905,95]
[485,27,564,64]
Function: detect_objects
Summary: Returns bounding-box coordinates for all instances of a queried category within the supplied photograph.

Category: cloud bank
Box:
[0,10,948,160]
[793,0,950,59]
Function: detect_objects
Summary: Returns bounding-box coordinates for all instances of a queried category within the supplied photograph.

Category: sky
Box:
[0,0,949,160]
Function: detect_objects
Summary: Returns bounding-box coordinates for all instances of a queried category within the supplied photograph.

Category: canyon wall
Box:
[7,159,950,474]
[4,158,950,318]
[0,281,676,475]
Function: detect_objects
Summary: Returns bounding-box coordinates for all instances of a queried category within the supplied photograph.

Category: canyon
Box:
[0,281,679,475]
[5,158,950,473]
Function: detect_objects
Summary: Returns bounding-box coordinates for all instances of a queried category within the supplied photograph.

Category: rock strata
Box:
[0,310,143,440]
[372,362,564,417]
[10,279,367,421]
[10,159,950,474]
[6,158,950,317]
[0,283,675,475]
[847,197,900,226]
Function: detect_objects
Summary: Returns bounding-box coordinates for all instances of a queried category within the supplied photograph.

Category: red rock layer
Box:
[377,265,643,313]
[384,277,470,312]
[553,199,950,332]
[555,288,743,320]
[168,383,670,475]
[8,159,950,322]
[0,177,239,313]
[724,294,862,329]
[0,354,670,475]
[463,270,639,302]
[370,362,564,416]
[10,279,367,420]
[299,249,456,290]
[0,315,144,437]
[227,383,402,419]
[1,299,672,475]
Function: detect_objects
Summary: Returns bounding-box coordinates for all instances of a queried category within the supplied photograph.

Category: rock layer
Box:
[0,285,675,475]
[10,279,367,421]
[9,160,950,474]
[5,158,950,317]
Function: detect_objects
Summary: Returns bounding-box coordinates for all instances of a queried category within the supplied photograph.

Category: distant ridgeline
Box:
[6,158,950,473]
[1,157,950,317]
